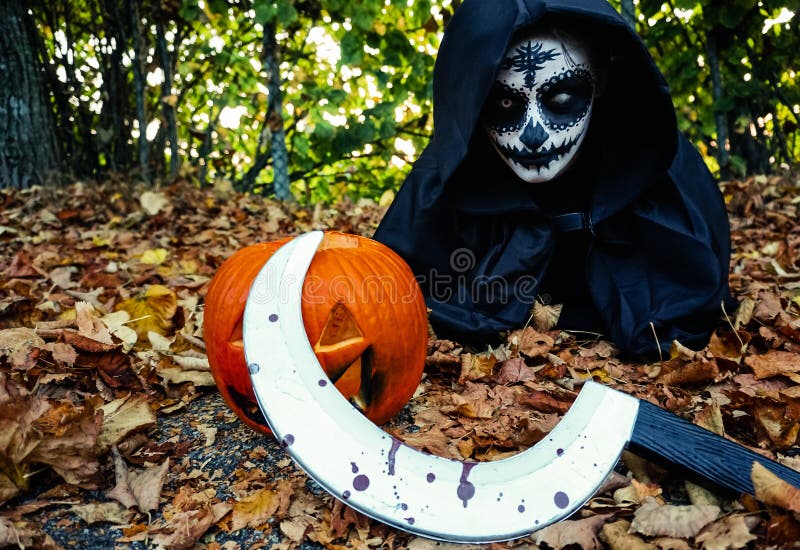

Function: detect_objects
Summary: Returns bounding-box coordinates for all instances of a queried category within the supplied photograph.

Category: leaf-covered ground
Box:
[1,173,799,549]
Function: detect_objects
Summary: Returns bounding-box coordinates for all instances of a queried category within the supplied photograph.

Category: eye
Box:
[550,92,573,106]
[499,98,514,109]
[541,80,593,116]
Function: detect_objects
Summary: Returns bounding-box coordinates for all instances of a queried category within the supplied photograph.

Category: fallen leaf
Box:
[753,292,784,324]
[157,367,215,386]
[630,497,719,538]
[25,400,102,487]
[695,515,759,550]
[139,248,170,265]
[601,519,657,549]
[96,394,156,453]
[751,461,800,513]
[458,353,496,382]
[534,514,611,550]
[745,351,800,380]
[150,506,217,549]
[520,389,573,414]
[108,447,169,512]
[0,327,45,369]
[140,191,170,216]
[532,301,563,332]
[231,488,279,531]
[116,285,178,339]
[70,501,133,525]
[493,357,536,384]
[76,301,115,345]
[280,518,310,542]
[512,327,555,358]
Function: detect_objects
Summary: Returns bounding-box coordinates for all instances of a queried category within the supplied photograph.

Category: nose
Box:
[519,120,549,151]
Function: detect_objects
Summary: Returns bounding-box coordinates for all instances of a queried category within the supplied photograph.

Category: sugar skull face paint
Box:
[483,30,596,183]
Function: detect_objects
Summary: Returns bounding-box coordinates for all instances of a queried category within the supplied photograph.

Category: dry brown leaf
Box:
[733,297,756,329]
[658,359,720,386]
[157,366,215,386]
[601,519,657,550]
[75,301,114,345]
[231,488,279,531]
[745,351,800,380]
[0,472,19,504]
[694,401,725,436]
[753,292,784,323]
[108,447,169,512]
[533,513,611,550]
[751,461,800,513]
[0,327,45,369]
[26,401,102,487]
[695,515,759,550]
[532,301,563,332]
[630,497,719,538]
[513,327,555,358]
[96,394,157,453]
[150,506,217,550]
[280,518,310,542]
[493,357,536,385]
[70,501,133,525]
[653,538,693,550]
[520,389,573,414]
[458,352,497,382]
[47,341,78,366]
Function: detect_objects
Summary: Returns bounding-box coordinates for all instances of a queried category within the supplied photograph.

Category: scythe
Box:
[242,231,800,543]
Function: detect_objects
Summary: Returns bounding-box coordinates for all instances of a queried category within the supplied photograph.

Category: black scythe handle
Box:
[628,399,800,495]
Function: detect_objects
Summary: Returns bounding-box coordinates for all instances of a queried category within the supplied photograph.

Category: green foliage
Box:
[29,0,800,201]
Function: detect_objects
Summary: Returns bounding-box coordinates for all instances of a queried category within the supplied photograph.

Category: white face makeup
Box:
[483,30,596,183]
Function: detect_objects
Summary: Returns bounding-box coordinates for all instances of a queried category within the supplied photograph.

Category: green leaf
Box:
[253,0,277,25]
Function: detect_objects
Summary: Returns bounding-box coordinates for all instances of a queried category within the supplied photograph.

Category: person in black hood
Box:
[373,0,736,358]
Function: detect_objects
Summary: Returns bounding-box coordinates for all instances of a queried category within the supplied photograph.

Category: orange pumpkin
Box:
[204,231,429,435]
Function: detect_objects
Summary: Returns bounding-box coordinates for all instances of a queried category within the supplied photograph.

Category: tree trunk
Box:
[620,0,636,30]
[156,18,179,178]
[705,29,730,178]
[263,24,294,202]
[127,0,149,181]
[0,0,60,189]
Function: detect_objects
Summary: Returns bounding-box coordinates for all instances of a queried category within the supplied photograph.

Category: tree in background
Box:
[613,0,799,178]
[2,0,797,196]
[0,0,60,189]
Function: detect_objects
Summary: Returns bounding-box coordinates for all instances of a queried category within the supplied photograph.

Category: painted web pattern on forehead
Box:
[501,41,560,89]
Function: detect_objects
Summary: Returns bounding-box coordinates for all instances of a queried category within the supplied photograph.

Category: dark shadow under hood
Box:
[374,0,735,357]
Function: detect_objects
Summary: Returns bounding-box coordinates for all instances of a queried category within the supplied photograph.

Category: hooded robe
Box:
[373,0,735,357]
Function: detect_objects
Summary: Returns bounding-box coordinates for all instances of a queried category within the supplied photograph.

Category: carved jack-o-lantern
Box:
[204,231,429,434]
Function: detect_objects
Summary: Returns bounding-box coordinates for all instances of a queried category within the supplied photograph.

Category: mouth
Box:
[498,135,580,170]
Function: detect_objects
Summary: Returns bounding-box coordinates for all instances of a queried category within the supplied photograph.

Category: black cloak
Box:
[373,0,735,357]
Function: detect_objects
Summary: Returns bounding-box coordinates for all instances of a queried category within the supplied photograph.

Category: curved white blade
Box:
[242,231,640,543]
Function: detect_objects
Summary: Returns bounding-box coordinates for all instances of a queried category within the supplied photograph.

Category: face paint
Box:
[483,30,596,183]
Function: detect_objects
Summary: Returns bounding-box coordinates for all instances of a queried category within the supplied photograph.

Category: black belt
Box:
[551,212,594,234]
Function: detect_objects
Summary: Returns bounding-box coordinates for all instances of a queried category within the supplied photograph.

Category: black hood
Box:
[430,0,677,221]
[374,0,734,357]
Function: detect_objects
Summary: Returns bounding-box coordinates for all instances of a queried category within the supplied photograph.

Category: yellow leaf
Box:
[116,285,178,339]
[139,248,169,265]
[232,488,279,531]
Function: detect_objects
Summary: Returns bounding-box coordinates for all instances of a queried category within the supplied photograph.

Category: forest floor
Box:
[1,172,800,550]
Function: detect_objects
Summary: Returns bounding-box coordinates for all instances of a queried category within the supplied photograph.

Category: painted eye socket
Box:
[483,82,529,133]
[539,71,594,126]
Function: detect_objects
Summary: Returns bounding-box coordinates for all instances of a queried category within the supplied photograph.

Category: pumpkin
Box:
[204,231,429,435]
